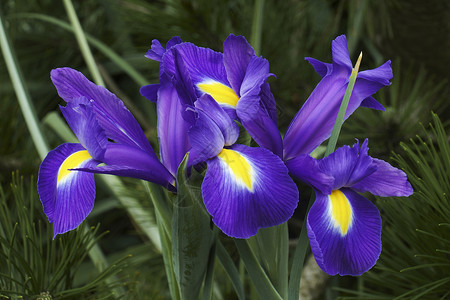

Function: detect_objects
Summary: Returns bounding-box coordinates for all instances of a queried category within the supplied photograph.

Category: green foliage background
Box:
[0,0,449,298]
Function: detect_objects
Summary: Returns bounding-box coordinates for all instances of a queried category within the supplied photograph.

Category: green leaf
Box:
[172,154,214,300]
[235,239,282,300]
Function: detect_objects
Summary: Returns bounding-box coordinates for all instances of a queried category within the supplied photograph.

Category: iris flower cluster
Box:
[38,34,412,276]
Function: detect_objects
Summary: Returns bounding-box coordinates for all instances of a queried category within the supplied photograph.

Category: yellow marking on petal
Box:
[197,80,239,107]
[57,150,92,183]
[329,189,352,235]
[217,149,253,191]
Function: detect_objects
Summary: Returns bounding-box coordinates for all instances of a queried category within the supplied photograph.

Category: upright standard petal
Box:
[194,94,239,146]
[237,93,283,157]
[156,77,191,176]
[202,144,299,238]
[307,188,382,276]
[38,143,98,237]
[51,68,156,157]
[59,97,107,161]
[223,34,255,93]
[163,42,229,90]
[283,35,392,160]
[187,109,225,165]
[318,139,376,189]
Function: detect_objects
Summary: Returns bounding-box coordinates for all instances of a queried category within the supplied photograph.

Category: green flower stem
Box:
[251,223,289,298]
[287,193,314,300]
[251,0,265,56]
[62,0,104,86]
[325,51,362,156]
[288,53,363,300]
[235,239,283,300]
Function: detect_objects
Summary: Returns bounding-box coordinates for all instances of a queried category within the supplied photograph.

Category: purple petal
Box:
[195,94,239,146]
[240,56,271,97]
[351,158,413,197]
[283,59,392,159]
[156,78,191,177]
[305,57,332,78]
[78,143,175,189]
[318,139,376,189]
[59,97,107,161]
[360,96,385,111]
[166,36,183,50]
[353,60,392,104]
[223,34,255,93]
[237,93,283,157]
[38,143,98,238]
[260,82,277,123]
[285,154,334,195]
[307,188,381,276]
[162,42,229,88]
[145,39,166,61]
[202,144,299,238]
[331,35,352,72]
[140,84,161,103]
[188,109,225,165]
[51,68,157,157]
[283,73,349,159]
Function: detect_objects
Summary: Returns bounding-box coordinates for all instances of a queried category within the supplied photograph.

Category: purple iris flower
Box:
[141,38,299,238]
[38,68,175,237]
[306,139,413,276]
[141,34,282,158]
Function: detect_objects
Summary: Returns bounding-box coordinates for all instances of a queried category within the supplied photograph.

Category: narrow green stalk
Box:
[251,0,265,56]
[235,239,282,300]
[62,0,104,86]
[0,11,49,159]
[325,52,363,156]
[252,223,289,298]
[287,193,314,300]
[216,241,245,300]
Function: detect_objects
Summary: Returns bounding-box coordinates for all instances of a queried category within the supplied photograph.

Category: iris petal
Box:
[59,97,107,161]
[223,34,255,93]
[156,78,190,176]
[307,188,382,276]
[163,42,229,90]
[38,143,98,238]
[77,143,176,190]
[202,144,298,238]
[318,139,376,189]
[51,68,157,157]
[285,154,334,195]
[351,158,413,197]
[194,94,239,146]
[237,93,283,157]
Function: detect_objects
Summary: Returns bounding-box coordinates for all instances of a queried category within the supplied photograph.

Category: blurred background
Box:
[0,0,449,299]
